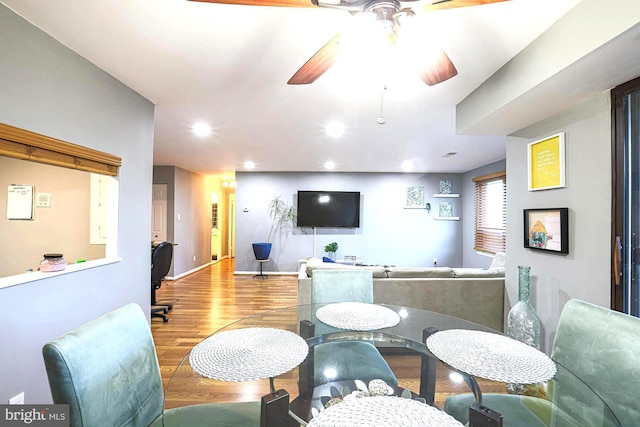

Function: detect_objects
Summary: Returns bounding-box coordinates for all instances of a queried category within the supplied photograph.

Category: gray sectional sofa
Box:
[298,262,505,332]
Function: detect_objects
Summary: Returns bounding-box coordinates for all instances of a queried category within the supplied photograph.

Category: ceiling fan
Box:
[189,0,508,86]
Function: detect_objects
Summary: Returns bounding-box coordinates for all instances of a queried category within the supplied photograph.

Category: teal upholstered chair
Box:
[42,303,260,427]
[444,299,640,426]
[309,269,398,388]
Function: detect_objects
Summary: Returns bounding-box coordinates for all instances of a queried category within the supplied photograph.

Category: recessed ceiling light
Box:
[401,160,413,172]
[244,161,255,170]
[324,161,336,170]
[325,121,345,138]
[192,122,211,137]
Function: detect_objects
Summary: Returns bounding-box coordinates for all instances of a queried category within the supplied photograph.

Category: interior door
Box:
[152,184,168,242]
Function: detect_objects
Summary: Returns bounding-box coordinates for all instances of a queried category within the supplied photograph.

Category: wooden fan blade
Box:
[188,0,315,7]
[418,49,458,86]
[424,0,508,11]
[288,33,342,85]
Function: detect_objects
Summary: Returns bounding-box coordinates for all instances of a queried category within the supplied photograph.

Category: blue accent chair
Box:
[42,303,260,427]
[444,299,640,426]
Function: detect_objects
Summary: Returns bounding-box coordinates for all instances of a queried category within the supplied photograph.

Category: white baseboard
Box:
[166,261,212,281]
[234,271,299,276]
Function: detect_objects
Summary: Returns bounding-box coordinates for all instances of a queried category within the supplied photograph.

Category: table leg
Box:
[469,401,503,427]
[298,320,315,395]
[261,389,298,427]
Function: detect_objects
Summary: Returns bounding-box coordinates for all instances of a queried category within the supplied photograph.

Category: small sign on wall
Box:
[7,184,34,220]
[36,192,51,207]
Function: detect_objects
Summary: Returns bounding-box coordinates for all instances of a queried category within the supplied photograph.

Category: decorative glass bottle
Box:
[506,265,541,395]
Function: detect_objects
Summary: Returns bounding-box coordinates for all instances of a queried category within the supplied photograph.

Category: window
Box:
[211,202,218,229]
[0,122,121,281]
[473,171,506,254]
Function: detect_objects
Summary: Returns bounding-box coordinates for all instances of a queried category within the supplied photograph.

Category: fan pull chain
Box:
[377,85,387,125]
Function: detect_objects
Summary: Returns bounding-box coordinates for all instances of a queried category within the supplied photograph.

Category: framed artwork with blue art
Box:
[524,208,569,254]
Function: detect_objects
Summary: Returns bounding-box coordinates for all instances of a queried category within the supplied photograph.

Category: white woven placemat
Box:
[307,395,464,426]
[315,302,401,331]
[426,329,557,384]
[189,327,309,381]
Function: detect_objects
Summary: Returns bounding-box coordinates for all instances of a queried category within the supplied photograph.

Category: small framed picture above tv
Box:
[297,191,360,228]
[523,208,569,254]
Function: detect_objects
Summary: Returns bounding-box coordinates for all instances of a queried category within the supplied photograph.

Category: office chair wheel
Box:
[163,317,169,323]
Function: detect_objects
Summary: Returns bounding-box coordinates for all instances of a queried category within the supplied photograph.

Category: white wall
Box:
[235,172,467,272]
[0,158,105,277]
[506,92,611,352]
[0,5,154,404]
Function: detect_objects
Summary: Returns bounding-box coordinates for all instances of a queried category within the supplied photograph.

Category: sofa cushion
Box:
[385,267,454,278]
[452,267,505,278]
[489,252,506,269]
[306,262,387,278]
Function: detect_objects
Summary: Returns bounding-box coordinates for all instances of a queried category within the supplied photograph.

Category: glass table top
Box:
[162,303,621,427]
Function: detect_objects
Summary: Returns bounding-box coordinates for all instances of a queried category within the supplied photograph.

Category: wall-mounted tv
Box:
[297,191,361,228]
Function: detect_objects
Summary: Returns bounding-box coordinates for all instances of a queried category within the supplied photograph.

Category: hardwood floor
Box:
[151,258,503,411]
[151,258,298,387]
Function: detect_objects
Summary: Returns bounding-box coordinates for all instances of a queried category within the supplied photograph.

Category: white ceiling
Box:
[1,0,581,175]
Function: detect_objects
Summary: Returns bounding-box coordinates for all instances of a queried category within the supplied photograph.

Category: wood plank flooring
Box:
[151,258,504,410]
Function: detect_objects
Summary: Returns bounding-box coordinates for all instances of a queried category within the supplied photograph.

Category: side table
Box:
[253,259,270,279]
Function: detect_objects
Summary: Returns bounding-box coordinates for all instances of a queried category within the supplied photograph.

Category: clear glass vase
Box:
[506,265,542,395]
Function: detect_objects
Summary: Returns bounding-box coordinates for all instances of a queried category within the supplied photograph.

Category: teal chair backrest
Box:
[311,269,374,304]
[550,299,640,426]
[43,304,163,427]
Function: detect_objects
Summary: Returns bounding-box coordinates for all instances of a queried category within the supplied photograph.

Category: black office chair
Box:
[151,241,174,322]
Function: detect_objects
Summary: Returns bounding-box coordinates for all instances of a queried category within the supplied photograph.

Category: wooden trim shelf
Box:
[0,122,121,176]
[433,194,460,198]
[434,216,460,221]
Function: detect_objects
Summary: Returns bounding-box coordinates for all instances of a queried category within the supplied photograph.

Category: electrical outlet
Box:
[9,392,24,405]
[193,255,196,261]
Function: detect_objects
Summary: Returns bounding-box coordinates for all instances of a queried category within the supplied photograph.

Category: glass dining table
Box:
[161,303,621,427]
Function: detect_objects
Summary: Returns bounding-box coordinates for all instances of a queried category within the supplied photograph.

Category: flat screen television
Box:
[297,191,360,228]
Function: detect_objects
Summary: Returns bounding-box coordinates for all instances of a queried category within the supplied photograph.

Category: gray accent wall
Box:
[0,5,154,404]
[506,92,611,352]
[235,172,467,272]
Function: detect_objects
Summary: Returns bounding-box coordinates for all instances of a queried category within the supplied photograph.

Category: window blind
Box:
[0,122,121,176]
[473,171,506,254]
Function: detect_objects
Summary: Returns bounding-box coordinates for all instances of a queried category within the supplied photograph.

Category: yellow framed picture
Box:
[528,133,566,191]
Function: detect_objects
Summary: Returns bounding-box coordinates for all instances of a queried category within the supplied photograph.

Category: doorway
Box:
[152,184,168,242]
[612,76,640,316]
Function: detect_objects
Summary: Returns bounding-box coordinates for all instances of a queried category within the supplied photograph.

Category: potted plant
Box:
[252,196,296,260]
[323,242,338,262]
